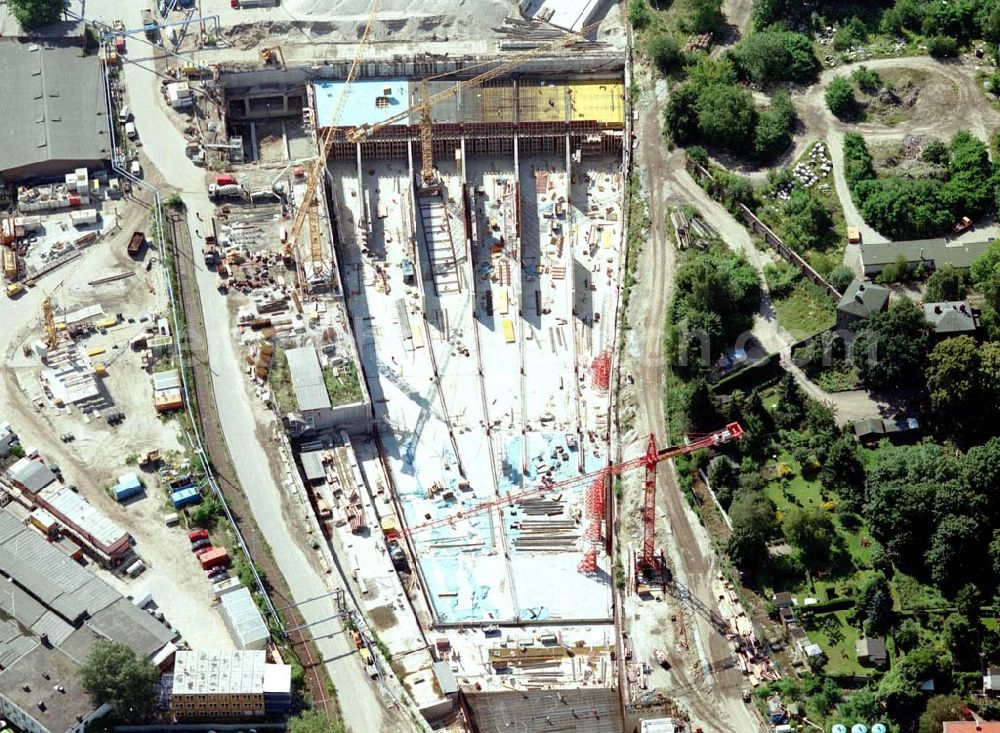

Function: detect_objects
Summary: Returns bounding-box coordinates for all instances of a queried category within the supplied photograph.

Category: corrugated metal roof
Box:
[40,484,129,550]
[7,457,57,492]
[285,347,331,412]
[432,661,458,695]
[220,587,270,649]
[152,369,181,391]
[0,584,46,626]
[31,609,75,646]
[86,598,174,658]
[0,619,37,669]
[0,41,109,178]
[0,509,27,544]
[299,450,326,482]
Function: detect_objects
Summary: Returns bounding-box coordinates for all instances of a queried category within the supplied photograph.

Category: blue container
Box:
[114,483,142,502]
[171,487,201,508]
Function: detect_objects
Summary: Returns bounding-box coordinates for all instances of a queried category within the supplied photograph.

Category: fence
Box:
[684,159,843,301]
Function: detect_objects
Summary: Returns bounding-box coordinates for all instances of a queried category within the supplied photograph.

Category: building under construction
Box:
[212,49,630,733]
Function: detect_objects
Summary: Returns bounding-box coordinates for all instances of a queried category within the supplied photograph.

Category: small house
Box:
[778,606,796,628]
[772,591,794,609]
[855,636,888,668]
[836,279,890,329]
[923,301,979,339]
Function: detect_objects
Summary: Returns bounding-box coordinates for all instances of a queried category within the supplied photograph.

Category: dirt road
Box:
[622,55,765,731]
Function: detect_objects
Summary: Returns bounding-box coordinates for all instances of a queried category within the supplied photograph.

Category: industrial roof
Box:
[285,346,331,412]
[314,78,410,129]
[431,661,458,695]
[299,450,326,482]
[40,484,130,552]
[172,649,268,695]
[219,587,270,649]
[860,238,991,270]
[837,279,890,319]
[152,368,181,391]
[923,301,978,334]
[0,40,110,178]
[7,456,57,493]
[86,598,175,658]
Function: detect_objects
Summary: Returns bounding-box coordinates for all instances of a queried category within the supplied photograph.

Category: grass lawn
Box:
[773,282,836,340]
[806,610,867,677]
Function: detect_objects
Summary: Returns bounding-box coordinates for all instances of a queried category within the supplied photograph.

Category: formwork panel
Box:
[409,80,462,125]
[462,82,515,124]
[567,80,625,124]
[517,81,568,123]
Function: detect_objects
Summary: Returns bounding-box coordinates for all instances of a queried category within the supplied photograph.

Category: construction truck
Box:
[127,231,146,257]
[6,282,25,299]
[208,175,244,200]
[203,244,219,266]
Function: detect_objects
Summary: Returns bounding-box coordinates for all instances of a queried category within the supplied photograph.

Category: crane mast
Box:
[284,0,381,284]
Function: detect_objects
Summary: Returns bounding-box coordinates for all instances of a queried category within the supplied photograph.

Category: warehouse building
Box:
[860,238,991,277]
[169,649,291,720]
[0,40,110,184]
[219,586,271,650]
[285,346,335,430]
[0,509,173,733]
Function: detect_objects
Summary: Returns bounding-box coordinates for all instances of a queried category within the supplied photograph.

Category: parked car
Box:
[210,571,230,583]
[190,538,211,551]
[206,564,229,578]
[194,545,214,558]
[188,528,209,542]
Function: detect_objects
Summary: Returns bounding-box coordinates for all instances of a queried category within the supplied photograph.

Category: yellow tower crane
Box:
[285,0,381,286]
[42,297,57,349]
[346,22,601,183]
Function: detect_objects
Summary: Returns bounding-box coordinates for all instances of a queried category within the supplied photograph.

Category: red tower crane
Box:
[400,423,744,579]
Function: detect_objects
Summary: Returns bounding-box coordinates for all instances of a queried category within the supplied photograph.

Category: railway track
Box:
[167,212,332,713]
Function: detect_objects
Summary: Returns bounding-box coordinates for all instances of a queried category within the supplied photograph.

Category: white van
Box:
[118,104,131,123]
[125,559,146,577]
[130,160,142,178]
[124,122,137,140]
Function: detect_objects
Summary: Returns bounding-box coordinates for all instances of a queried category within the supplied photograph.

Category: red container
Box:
[198,547,229,570]
[215,174,237,186]
[69,195,81,207]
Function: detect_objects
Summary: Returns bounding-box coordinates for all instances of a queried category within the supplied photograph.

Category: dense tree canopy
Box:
[825,77,858,119]
[783,507,837,569]
[851,299,930,389]
[7,0,62,29]
[780,186,835,252]
[729,29,819,84]
[726,489,777,573]
[79,641,159,721]
[924,265,970,302]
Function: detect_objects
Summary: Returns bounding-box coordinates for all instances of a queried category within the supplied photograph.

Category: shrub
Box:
[921,139,949,164]
[730,29,819,84]
[926,35,959,58]
[647,32,682,74]
[825,77,858,119]
[752,91,796,160]
[827,265,855,294]
[851,65,882,93]
[629,0,652,29]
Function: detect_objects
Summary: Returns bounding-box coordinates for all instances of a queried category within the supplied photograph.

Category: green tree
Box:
[919,696,967,733]
[859,573,893,637]
[926,514,982,591]
[828,265,855,294]
[924,264,969,302]
[629,0,652,29]
[926,336,980,438]
[694,84,757,151]
[851,65,882,93]
[752,91,796,161]
[287,710,347,733]
[922,139,950,165]
[781,187,834,252]
[878,646,953,719]
[664,83,701,145]
[852,299,930,390]
[855,177,953,240]
[943,613,980,668]
[825,77,858,119]
[927,35,959,57]
[843,132,875,188]
[7,0,62,29]
[942,130,994,219]
[682,0,724,34]
[726,490,777,573]
[79,640,158,721]
[684,377,719,430]
[819,437,865,511]
[783,507,837,569]
[895,619,921,651]
[730,29,819,84]
[647,32,682,74]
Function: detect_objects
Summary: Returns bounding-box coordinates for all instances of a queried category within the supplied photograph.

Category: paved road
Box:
[86,7,400,728]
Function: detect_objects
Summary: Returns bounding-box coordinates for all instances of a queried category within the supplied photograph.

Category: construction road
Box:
[83,1,409,728]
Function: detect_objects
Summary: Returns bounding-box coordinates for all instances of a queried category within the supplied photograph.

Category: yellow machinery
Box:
[42,297,57,349]
[284,0,382,279]
[346,22,601,183]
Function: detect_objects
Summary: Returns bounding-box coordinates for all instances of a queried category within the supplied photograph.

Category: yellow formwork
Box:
[517,81,567,123]
[476,84,516,124]
[567,80,625,124]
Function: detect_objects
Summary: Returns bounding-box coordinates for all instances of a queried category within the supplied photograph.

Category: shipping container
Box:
[126,559,146,577]
[198,546,229,570]
[132,590,153,608]
[215,174,238,186]
[163,512,180,526]
[127,231,145,256]
[69,209,98,226]
[171,486,201,508]
[114,482,142,502]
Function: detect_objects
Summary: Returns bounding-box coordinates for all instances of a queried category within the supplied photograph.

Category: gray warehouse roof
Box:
[7,456,57,493]
[0,40,110,179]
[860,238,991,271]
[285,346,331,412]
